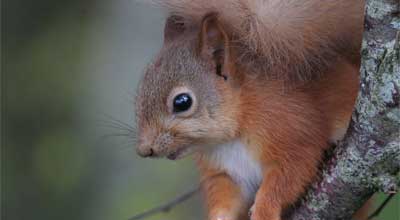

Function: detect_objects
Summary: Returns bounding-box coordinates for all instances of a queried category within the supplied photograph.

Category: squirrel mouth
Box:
[167,145,193,160]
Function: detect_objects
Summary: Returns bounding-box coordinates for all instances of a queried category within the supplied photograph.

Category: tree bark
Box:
[289,0,400,219]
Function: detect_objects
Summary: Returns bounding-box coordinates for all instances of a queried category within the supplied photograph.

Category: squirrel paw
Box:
[248,204,255,219]
[209,211,235,220]
[213,215,235,220]
[249,204,280,220]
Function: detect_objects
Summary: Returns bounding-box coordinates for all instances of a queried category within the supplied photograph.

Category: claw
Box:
[248,204,255,219]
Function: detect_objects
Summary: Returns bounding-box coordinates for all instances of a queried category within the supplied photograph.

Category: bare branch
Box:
[367,193,396,220]
[128,187,200,220]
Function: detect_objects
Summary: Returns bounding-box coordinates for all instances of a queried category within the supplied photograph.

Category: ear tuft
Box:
[199,13,225,57]
[164,15,185,42]
[199,13,230,80]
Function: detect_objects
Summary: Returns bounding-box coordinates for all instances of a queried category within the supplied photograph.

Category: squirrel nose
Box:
[136,146,155,158]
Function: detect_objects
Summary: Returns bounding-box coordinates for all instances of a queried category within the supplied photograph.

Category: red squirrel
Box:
[135,1,365,220]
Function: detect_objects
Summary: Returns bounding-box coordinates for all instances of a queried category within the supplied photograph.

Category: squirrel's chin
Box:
[166,145,196,160]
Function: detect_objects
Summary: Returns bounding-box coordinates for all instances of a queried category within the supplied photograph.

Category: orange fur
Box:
[196,61,359,220]
[353,198,373,220]
[196,158,249,220]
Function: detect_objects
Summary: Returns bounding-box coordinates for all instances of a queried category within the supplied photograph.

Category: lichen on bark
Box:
[289,0,400,219]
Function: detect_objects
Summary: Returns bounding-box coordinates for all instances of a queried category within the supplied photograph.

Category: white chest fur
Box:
[207,140,263,201]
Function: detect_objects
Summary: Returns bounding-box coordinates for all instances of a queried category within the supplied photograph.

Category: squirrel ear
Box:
[164,15,185,42]
[199,13,231,80]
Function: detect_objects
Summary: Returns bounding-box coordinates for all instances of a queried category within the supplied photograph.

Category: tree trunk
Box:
[289,0,400,219]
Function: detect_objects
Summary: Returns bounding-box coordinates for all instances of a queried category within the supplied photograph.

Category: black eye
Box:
[173,93,192,113]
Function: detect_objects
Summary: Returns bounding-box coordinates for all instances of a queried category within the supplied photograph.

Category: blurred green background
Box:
[1,1,398,220]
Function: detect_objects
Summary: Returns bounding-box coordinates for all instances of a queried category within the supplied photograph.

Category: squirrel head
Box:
[135,13,242,160]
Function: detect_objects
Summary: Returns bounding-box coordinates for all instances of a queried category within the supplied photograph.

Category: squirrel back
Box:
[151,0,364,82]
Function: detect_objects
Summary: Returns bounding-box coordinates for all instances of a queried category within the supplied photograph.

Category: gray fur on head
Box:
[135,32,220,131]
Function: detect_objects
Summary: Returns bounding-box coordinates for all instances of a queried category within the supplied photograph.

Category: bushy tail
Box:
[151,0,365,81]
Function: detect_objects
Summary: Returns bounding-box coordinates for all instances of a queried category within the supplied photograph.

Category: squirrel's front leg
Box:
[197,159,248,220]
[250,153,321,220]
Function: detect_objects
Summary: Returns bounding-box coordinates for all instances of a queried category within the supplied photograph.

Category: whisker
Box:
[95,114,139,148]
[97,121,136,133]
[108,116,136,130]
[100,133,137,140]
[100,114,136,131]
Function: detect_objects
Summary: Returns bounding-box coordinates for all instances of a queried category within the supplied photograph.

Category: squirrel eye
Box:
[173,93,192,113]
